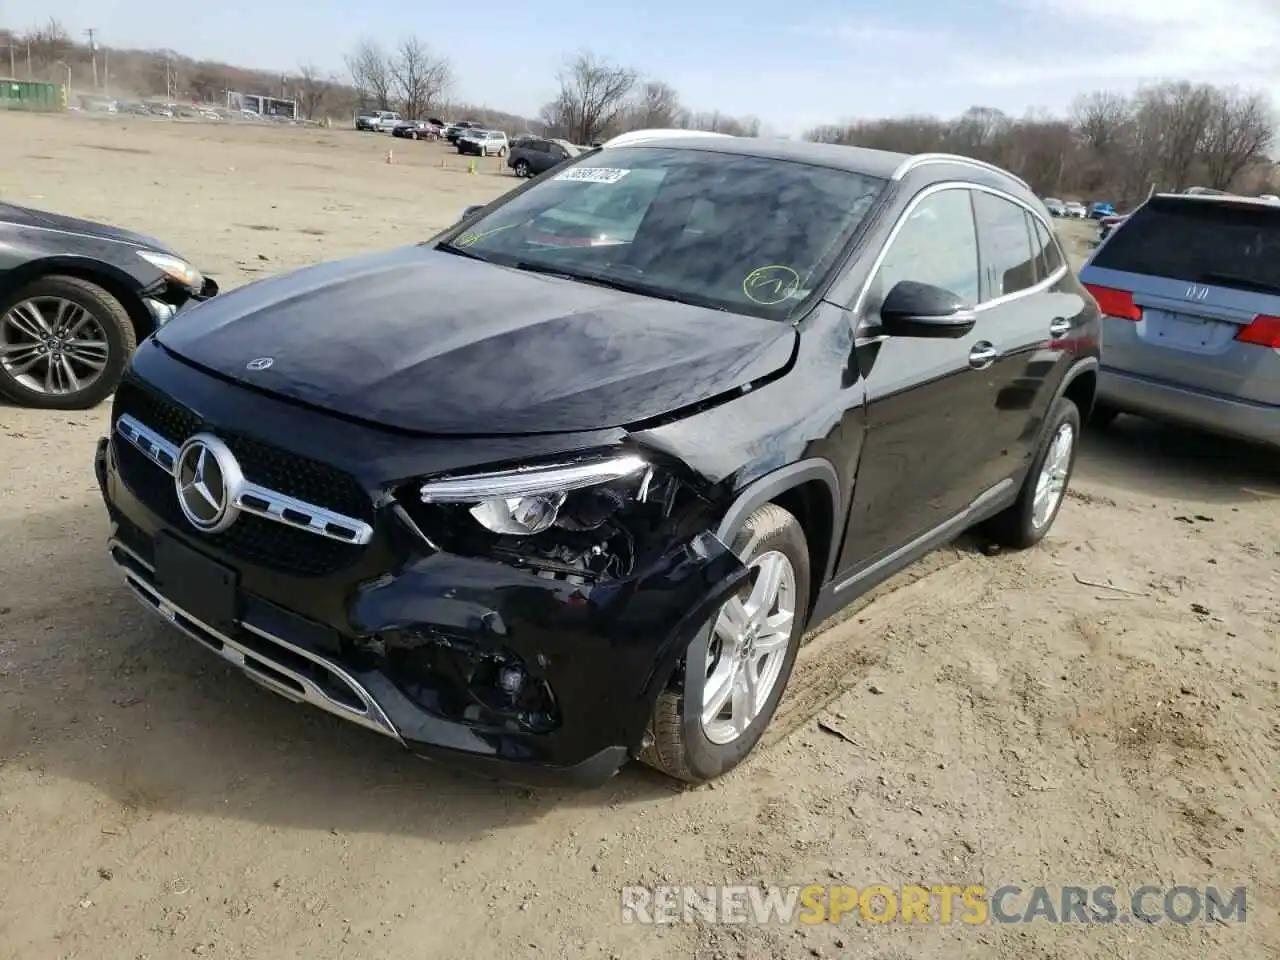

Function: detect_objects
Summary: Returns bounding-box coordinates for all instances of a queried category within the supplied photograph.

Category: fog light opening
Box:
[384,631,560,734]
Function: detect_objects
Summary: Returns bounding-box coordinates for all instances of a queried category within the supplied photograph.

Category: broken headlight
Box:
[410,453,691,582]
[420,454,650,536]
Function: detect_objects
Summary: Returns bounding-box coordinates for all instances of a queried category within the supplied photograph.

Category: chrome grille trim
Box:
[115,413,374,546]
[110,541,401,742]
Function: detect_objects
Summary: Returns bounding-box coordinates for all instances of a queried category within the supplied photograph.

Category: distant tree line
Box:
[806,84,1277,205]
[4,20,1275,202]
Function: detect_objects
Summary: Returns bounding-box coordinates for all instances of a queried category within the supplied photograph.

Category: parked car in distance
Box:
[1043,197,1067,217]
[1088,201,1116,219]
[457,129,508,156]
[1183,186,1231,196]
[1079,192,1279,447]
[445,120,483,143]
[1065,201,1087,218]
[0,202,218,409]
[508,137,581,177]
[391,120,439,140]
[356,110,401,132]
[95,136,1100,788]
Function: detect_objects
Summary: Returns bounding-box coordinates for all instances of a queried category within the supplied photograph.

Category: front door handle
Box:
[969,342,998,369]
[1049,318,1071,339]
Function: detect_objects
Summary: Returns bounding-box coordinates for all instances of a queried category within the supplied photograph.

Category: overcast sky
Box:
[6,0,1279,134]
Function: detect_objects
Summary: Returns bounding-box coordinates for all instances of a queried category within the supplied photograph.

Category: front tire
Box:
[982,396,1081,548]
[514,159,530,178]
[640,503,811,783]
[0,274,135,410]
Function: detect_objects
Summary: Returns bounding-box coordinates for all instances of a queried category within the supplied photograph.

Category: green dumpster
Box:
[0,79,60,111]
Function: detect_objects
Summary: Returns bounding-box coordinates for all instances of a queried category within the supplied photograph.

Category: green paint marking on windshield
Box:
[458,223,518,247]
[743,265,801,305]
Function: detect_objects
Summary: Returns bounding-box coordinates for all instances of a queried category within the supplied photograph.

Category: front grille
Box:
[113,379,374,577]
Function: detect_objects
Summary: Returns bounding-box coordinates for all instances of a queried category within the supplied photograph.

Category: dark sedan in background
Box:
[0,203,217,409]
[392,120,442,140]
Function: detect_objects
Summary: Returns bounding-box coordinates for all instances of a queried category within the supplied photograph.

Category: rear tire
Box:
[640,503,810,783]
[0,274,136,410]
[983,396,1081,549]
[514,159,530,178]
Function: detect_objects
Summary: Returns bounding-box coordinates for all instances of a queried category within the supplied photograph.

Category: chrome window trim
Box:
[114,413,374,546]
[891,152,1032,191]
[851,180,1068,322]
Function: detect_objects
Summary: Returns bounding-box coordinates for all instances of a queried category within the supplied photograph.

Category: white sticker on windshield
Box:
[554,167,631,184]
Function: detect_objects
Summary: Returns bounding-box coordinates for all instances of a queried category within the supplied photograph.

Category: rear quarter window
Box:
[1091,198,1280,290]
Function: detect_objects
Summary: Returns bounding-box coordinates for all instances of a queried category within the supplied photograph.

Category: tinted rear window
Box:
[1092,197,1280,290]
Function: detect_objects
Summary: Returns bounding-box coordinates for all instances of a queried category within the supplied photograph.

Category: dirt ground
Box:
[0,112,1277,960]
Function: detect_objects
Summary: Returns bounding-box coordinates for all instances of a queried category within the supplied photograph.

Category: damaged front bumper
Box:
[95,435,747,787]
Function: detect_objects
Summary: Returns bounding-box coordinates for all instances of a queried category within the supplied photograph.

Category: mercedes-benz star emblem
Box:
[246,357,274,370]
[174,434,244,534]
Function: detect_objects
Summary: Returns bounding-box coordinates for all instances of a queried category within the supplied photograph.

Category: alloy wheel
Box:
[1,296,110,396]
[701,550,796,745]
[1032,421,1074,529]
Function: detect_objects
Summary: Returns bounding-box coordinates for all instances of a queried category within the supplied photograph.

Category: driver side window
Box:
[875,188,981,307]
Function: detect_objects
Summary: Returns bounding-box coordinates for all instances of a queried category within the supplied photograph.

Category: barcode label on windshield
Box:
[555,167,631,184]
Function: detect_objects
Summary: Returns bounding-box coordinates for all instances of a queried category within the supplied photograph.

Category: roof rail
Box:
[601,129,735,149]
[892,152,1030,190]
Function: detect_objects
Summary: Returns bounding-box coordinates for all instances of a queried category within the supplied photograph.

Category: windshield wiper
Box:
[437,241,491,262]
[508,260,728,311]
[1196,271,1280,295]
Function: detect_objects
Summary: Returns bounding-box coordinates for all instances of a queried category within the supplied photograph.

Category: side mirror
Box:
[459,204,484,222]
[879,280,976,339]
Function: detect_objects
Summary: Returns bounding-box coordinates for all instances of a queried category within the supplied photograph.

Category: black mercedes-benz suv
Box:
[95,137,1101,786]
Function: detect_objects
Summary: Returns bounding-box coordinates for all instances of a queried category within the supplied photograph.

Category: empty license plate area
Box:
[153,533,240,636]
[1140,309,1240,352]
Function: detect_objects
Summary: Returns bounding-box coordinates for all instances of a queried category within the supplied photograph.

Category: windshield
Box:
[1091,196,1280,289]
[438,145,886,320]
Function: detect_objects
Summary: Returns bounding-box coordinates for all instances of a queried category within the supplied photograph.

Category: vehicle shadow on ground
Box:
[1076,415,1280,505]
[0,503,687,845]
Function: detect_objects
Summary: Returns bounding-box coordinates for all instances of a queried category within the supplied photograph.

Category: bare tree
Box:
[1133,81,1216,191]
[948,106,1012,161]
[1070,91,1131,155]
[187,64,223,104]
[344,39,393,111]
[390,37,451,121]
[629,80,684,129]
[296,63,336,120]
[685,110,760,136]
[26,17,71,76]
[1200,88,1275,190]
[541,51,637,144]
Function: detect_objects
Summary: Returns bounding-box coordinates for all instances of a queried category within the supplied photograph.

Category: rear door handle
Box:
[1049,318,1071,338]
[968,342,998,369]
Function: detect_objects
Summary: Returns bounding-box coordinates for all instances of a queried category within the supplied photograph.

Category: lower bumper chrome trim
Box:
[108,540,402,743]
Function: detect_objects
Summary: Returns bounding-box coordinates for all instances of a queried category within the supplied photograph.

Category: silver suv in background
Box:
[456,129,509,157]
[356,110,401,132]
[1078,193,1280,447]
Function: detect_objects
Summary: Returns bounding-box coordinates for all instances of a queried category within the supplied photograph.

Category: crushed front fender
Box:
[347,529,749,775]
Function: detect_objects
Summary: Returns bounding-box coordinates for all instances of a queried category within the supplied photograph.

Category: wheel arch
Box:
[1060,360,1098,422]
[714,458,841,623]
[0,256,154,341]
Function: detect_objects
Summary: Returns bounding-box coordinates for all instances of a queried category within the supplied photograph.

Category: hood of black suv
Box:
[154,246,796,436]
[0,202,176,254]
